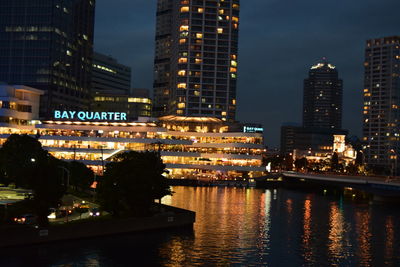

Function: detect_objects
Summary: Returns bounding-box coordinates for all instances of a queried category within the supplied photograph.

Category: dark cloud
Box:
[94,0,400,147]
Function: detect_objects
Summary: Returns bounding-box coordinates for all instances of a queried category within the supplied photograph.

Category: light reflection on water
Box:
[1,186,400,266]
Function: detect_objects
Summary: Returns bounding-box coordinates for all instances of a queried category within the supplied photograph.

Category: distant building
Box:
[281,59,345,156]
[362,36,400,171]
[303,59,343,129]
[153,0,240,121]
[280,125,347,155]
[293,134,357,170]
[92,88,152,120]
[0,0,95,118]
[92,52,131,96]
[0,84,43,124]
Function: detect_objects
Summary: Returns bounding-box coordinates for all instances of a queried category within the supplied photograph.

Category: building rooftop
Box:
[159,116,223,123]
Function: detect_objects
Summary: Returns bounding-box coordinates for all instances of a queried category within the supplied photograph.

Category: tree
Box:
[0,134,47,188]
[0,134,65,226]
[97,151,172,217]
[331,152,339,172]
[294,157,308,171]
[68,161,94,191]
[355,151,364,166]
[30,156,65,226]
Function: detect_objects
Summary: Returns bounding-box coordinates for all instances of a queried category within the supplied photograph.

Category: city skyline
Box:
[94,0,400,146]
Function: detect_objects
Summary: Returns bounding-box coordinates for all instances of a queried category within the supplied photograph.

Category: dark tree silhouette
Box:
[331,152,339,171]
[97,151,172,217]
[0,134,65,226]
[68,160,94,191]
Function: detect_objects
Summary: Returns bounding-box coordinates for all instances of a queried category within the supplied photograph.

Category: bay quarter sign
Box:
[54,110,128,121]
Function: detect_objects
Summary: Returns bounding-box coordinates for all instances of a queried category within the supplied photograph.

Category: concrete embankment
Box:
[281,171,400,197]
[0,204,195,248]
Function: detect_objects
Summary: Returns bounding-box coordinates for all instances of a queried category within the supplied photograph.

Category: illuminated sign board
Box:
[54,110,127,121]
[243,126,263,133]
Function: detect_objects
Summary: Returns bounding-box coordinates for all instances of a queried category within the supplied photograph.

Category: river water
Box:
[2,186,400,266]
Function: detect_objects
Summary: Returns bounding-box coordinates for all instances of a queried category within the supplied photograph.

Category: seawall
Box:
[0,204,195,248]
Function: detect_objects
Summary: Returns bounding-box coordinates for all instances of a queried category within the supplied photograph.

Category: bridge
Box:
[282,171,400,197]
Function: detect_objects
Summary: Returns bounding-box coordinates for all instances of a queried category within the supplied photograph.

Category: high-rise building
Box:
[362,36,400,171]
[92,52,131,96]
[303,59,343,129]
[153,0,240,121]
[0,0,95,118]
[93,88,152,120]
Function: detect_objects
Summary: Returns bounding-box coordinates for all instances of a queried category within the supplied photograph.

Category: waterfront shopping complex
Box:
[0,85,265,180]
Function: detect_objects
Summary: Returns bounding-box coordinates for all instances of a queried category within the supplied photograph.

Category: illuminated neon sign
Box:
[243,126,263,133]
[54,110,127,121]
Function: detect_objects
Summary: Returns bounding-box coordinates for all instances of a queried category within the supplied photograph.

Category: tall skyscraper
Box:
[92,51,131,96]
[363,36,400,171]
[303,59,343,129]
[0,0,95,118]
[153,0,240,121]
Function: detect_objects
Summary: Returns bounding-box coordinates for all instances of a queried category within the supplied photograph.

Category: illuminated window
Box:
[217,28,223,34]
[196,33,203,39]
[195,58,202,64]
[198,8,203,13]
[231,60,237,67]
[232,16,239,22]
[230,67,237,72]
[128,98,151,104]
[180,6,189,12]
[177,83,187,89]
[178,70,186,76]
[194,84,200,89]
[180,25,189,31]
[179,39,187,44]
[219,9,224,15]
[177,103,185,109]
[178,57,188,63]
[194,91,200,96]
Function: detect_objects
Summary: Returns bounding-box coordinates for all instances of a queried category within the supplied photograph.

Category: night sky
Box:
[94,0,400,147]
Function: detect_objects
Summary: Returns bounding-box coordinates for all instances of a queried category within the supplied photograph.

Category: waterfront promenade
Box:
[282,171,400,196]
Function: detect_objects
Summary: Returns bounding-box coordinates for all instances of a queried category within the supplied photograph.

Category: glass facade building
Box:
[153,0,240,121]
[92,51,131,96]
[93,88,153,120]
[0,0,95,118]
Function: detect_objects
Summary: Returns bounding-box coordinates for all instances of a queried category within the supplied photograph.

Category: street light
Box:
[390,149,397,178]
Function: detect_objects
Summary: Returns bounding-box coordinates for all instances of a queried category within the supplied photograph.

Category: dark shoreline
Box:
[0,204,195,248]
